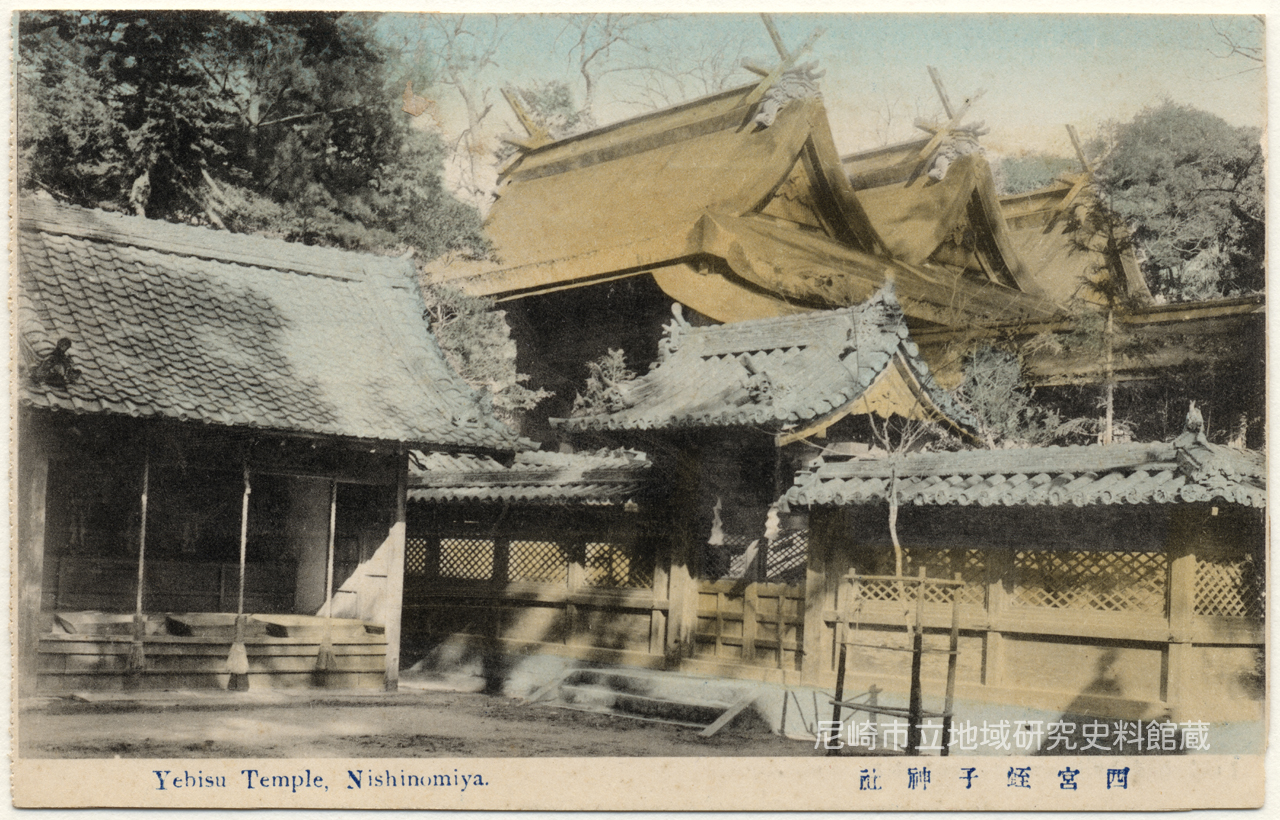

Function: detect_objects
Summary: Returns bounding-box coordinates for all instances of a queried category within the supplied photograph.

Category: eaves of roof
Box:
[18,201,521,452]
[786,439,1265,509]
[408,448,651,506]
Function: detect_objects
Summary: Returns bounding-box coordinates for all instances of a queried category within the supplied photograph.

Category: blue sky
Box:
[382,12,1266,160]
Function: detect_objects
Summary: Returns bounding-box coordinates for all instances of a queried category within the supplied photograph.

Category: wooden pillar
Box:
[314,479,339,682]
[566,524,586,644]
[649,519,669,656]
[801,506,836,685]
[1165,507,1200,715]
[325,481,338,619]
[983,548,1013,688]
[383,451,409,691]
[227,464,252,690]
[17,415,49,698]
[126,453,151,686]
[664,444,702,660]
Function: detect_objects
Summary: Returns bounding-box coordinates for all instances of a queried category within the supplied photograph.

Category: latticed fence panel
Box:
[405,537,430,577]
[584,541,653,589]
[903,548,987,605]
[438,536,495,581]
[703,534,754,580]
[704,532,809,582]
[508,539,569,584]
[1195,552,1264,619]
[1012,550,1167,613]
[854,577,907,603]
[764,530,808,584]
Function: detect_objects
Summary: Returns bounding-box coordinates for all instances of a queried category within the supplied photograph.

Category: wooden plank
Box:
[927,66,955,118]
[698,690,762,738]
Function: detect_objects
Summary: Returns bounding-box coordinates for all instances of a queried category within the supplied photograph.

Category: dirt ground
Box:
[18,688,820,759]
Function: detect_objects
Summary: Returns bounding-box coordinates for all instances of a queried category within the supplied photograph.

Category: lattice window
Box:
[439,536,494,581]
[1195,552,1264,619]
[508,539,568,584]
[584,541,653,589]
[1013,550,1167,613]
[405,537,430,576]
[903,548,986,605]
[764,530,808,584]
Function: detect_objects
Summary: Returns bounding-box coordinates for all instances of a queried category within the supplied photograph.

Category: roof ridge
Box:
[669,286,901,359]
[18,199,415,285]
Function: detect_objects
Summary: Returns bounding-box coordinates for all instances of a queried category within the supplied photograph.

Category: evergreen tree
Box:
[17,11,487,258]
[1093,103,1263,300]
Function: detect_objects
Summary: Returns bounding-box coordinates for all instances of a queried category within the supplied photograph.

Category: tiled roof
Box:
[408,449,650,505]
[786,434,1265,509]
[554,286,977,436]
[17,200,520,450]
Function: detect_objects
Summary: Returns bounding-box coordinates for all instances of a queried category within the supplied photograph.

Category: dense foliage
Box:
[421,285,551,426]
[993,153,1081,196]
[17,11,486,258]
[1094,103,1264,301]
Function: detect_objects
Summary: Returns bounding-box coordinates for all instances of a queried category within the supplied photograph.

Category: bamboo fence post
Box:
[941,571,962,757]
[828,572,851,757]
[906,567,926,755]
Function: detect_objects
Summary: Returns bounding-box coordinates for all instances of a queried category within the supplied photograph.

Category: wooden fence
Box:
[803,507,1265,721]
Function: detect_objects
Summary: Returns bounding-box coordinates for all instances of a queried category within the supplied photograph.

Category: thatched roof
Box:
[429,84,1066,329]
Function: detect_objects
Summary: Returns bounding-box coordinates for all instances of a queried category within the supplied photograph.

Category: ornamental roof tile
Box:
[408,449,650,506]
[17,200,520,451]
[786,434,1265,509]
[553,286,976,436]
